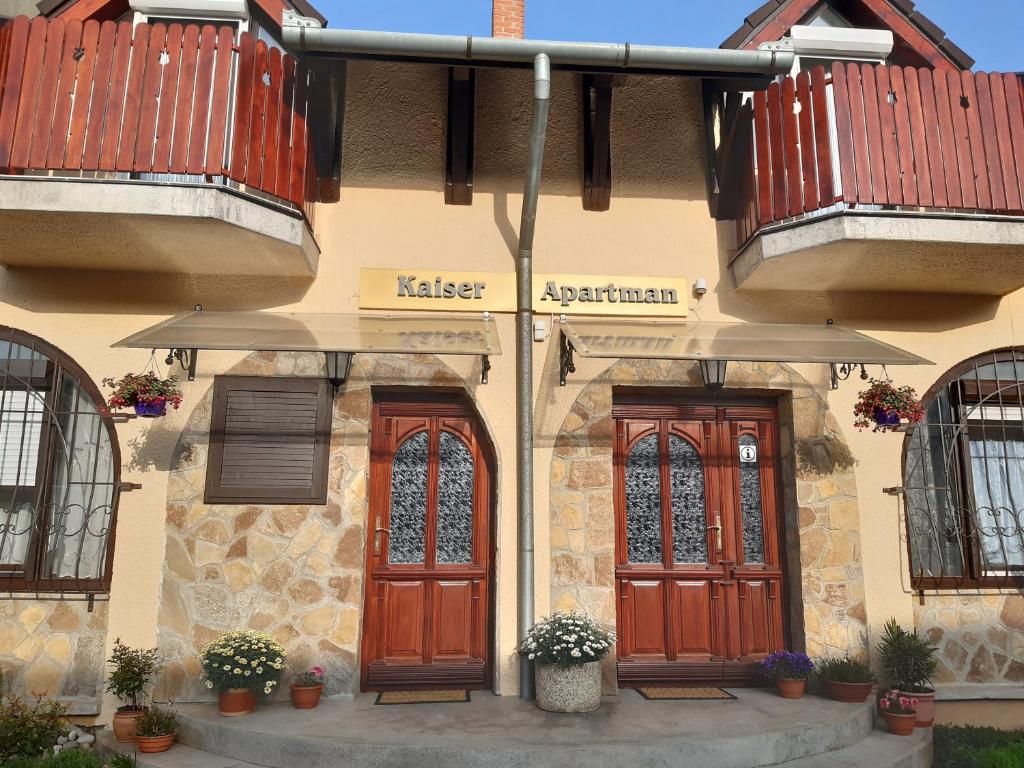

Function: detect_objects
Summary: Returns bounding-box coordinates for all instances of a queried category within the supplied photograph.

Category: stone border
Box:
[548,359,870,672]
[156,351,485,700]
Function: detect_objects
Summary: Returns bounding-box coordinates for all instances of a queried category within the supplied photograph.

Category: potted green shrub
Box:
[105,638,159,743]
[290,665,326,709]
[816,654,875,703]
[519,612,615,713]
[853,379,924,433]
[200,630,287,716]
[760,651,814,698]
[877,618,938,727]
[878,689,918,736]
[102,372,183,418]
[133,706,178,754]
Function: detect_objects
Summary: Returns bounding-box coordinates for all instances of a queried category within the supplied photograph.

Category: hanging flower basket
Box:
[853,378,924,433]
[103,372,183,418]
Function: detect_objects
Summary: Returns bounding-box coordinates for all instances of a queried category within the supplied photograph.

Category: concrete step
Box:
[96,731,263,768]
[769,729,932,768]
[171,690,881,768]
[97,708,937,768]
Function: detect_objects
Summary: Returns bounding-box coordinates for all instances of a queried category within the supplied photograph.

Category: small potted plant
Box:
[519,612,615,713]
[853,378,924,433]
[102,372,184,418]
[816,654,875,703]
[878,689,919,736]
[877,618,937,727]
[105,638,159,743]
[760,651,814,699]
[200,630,287,717]
[133,705,179,753]
[290,665,326,709]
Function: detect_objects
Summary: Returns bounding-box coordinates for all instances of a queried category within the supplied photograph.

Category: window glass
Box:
[625,433,663,564]
[904,351,1024,586]
[738,434,765,564]
[388,431,428,564]
[436,432,474,565]
[0,330,118,589]
[668,435,707,564]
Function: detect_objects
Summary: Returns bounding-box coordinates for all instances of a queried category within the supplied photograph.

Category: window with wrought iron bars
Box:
[903,349,1024,590]
[0,327,120,596]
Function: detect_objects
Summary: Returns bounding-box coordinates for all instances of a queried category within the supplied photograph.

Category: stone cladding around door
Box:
[0,599,108,712]
[916,595,1024,685]
[547,359,870,681]
[156,351,479,701]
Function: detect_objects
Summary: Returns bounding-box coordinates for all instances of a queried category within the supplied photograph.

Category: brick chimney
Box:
[492,0,524,38]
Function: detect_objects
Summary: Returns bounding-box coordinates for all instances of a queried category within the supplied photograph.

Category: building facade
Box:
[0,0,1022,728]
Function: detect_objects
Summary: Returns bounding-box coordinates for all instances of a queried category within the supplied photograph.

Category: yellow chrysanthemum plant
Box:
[200,630,287,696]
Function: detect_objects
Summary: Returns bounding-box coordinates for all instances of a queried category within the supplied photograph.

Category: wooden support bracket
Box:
[445,66,475,206]
[582,74,613,211]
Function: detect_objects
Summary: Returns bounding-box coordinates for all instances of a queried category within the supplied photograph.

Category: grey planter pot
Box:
[535,661,602,713]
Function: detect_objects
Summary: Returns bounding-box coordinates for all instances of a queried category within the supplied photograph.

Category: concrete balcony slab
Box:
[0,176,318,277]
[731,211,1024,296]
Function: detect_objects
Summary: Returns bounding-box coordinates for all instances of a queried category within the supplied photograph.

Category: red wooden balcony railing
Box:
[733,63,1024,247]
[0,16,317,224]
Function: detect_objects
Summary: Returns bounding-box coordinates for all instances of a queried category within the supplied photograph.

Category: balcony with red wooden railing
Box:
[720,63,1024,294]
[0,15,323,275]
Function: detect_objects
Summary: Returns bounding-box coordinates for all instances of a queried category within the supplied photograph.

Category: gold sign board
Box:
[359,269,688,318]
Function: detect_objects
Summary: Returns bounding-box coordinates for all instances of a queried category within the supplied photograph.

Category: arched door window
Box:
[0,327,120,593]
[904,349,1024,588]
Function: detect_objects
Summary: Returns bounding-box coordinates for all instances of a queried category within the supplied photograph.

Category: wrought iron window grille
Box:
[0,327,121,597]
[900,349,1024,592]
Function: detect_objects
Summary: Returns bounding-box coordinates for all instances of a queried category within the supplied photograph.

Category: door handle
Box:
[708,513,723,551]
[374,527,390,555]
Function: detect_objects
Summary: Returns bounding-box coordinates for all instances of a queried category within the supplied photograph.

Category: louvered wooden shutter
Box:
[205,376,332,504]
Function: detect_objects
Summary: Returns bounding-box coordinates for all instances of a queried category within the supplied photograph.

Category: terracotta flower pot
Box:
[135,732,176,753]
[776,678,806,699]
[290,684,324,709]
[218,688,256,717]
[112,707,146,743]
[883,712,917,736]
[902,688,935,727]
[822,680,873,703]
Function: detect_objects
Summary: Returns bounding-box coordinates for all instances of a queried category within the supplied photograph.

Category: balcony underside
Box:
[731,211,1024,295]
[0,177,319,276]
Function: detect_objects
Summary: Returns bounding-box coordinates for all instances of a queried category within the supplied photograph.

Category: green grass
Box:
[934,725,1024,768]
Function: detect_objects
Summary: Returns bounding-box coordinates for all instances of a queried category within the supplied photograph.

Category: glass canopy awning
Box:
[113,310,501,383]
[558,318,931,387]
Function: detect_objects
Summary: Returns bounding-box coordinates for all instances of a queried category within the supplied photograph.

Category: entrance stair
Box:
[97,688,931,768]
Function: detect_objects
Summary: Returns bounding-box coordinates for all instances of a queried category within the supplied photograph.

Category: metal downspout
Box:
[517,53,550,700]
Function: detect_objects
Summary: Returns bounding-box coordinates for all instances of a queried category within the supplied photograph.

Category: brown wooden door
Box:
[361,396,493,690]
[614,401,785,685]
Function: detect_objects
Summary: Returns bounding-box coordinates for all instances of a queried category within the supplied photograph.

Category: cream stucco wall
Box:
[1,58,1023,715]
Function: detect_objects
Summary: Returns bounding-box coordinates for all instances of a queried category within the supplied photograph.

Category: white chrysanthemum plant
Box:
[200,630,287,696]
[519,612,615,667]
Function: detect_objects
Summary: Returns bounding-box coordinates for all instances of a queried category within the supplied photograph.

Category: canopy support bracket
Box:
[559,331,576,386]
[166,348,198,382]
[481,354,491,384]
[829,362,868,390]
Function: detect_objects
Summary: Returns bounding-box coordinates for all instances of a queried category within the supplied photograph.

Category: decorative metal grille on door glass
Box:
[624,433,709,565]
[0,330,119,596]
[387,430,474,565]
[903,350,1024,589]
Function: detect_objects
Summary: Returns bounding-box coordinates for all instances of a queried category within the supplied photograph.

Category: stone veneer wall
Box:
[915,595,1024,685]
[0,600,108,713]
[548,359,870,675]
[156,351,472,701]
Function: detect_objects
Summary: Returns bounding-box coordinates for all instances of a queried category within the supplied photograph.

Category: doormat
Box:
[374,689,471,705]
[635,687,736,701]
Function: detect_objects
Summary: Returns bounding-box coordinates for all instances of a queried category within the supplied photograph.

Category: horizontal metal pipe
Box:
[282,27,794,76]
